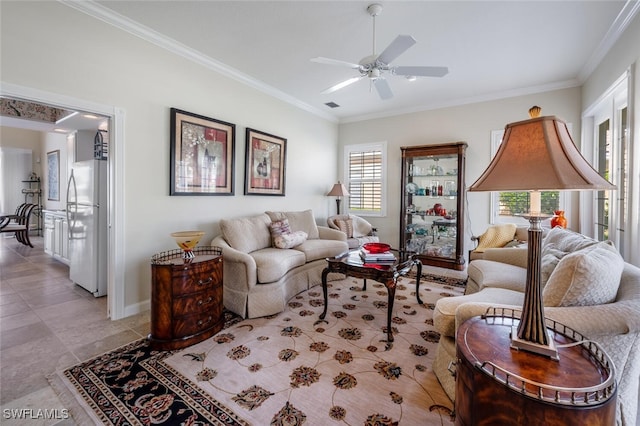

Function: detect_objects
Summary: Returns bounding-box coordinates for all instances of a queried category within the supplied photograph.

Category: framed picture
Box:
[47,150,60,201]
[244,128,287,196]
[170,108,235,195]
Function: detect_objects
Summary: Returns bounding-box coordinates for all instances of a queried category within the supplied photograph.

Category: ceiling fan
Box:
[311,3,448,100]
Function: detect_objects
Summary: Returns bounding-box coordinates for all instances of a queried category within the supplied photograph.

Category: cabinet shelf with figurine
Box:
[400,142,467,270]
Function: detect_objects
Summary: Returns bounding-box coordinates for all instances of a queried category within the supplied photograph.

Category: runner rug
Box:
[51,272,466,425]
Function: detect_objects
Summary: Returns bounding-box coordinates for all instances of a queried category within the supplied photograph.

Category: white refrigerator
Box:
[66,159,108,297]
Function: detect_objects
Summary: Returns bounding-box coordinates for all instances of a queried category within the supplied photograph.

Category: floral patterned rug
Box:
[54,273,466,425]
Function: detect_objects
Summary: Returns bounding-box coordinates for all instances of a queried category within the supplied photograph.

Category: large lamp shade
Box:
[468,106,615,358]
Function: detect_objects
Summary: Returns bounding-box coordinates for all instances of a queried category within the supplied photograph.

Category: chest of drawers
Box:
[149,247,224,350]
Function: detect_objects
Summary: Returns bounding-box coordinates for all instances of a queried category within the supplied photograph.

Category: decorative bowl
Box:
[171,231,204,259]
[362,242,391,253]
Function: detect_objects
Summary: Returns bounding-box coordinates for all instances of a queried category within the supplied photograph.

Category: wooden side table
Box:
[148,246,224,350]
[455,313,616,426]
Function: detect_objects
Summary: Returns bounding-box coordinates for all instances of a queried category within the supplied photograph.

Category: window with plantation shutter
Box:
[344,142,386,216]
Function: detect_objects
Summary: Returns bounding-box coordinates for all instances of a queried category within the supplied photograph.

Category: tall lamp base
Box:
[513,213,560,360]
[335,198,342,215]
[511,326,559,360]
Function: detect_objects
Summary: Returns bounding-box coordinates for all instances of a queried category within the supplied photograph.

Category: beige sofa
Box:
[433,227,640,426]
[211,210,349,319]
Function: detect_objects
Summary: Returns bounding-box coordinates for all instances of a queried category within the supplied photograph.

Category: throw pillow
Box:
[542,241,623,307]
[268,219,291,246]
[474,224,517,253]
[542,226,599,252]
[266,210,320,239]
[220,214,272,253]
[273,230,308,249]
[336,219,354,238]
[540,227,599,287]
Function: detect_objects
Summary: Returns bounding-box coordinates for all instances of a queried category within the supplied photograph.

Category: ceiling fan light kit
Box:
[311,3,449,100]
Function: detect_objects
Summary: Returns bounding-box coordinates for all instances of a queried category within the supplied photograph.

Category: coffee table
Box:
[319,249,422,342]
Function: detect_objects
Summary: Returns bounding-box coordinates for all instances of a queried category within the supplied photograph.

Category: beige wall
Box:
[0,126,42,176]
[338,87,582,251]
[0,2,338,316]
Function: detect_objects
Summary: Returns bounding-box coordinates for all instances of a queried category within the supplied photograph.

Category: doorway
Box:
[0,82,125,319]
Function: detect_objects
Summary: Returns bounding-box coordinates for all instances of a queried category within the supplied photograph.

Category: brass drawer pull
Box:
[197,277,213,286]
[197,297,213,306]
[197,316,213,327]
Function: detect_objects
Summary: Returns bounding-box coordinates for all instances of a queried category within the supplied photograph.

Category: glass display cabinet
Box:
[400,142,467,270]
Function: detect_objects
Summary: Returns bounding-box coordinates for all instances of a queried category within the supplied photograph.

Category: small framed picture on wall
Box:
[244,128,287,196]
[47,150,60,201]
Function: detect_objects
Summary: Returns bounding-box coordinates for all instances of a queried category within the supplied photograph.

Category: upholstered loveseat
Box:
[211,210,348,319]
[433,227,640,425]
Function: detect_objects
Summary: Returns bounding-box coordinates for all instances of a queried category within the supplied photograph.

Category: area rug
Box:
[52,273,466,425]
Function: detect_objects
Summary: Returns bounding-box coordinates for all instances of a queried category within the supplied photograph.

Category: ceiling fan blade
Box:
[321,75,364,94]
[377,35,416,65]
[393,66,449,77]
[373,78,393,100]
[311,57,361,69]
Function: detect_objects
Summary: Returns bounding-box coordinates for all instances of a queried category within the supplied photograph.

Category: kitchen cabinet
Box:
[400,142,467,270]
[43,211,69,265]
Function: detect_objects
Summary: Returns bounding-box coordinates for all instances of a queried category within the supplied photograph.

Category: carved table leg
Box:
[319,267,330,320]
[415,260,423,305]
[386,280,396,342]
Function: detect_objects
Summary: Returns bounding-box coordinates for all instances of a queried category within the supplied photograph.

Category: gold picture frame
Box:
[170,108,235,195]
[244,128,287,196]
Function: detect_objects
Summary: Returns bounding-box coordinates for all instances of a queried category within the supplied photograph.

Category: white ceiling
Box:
[20,1,640,124]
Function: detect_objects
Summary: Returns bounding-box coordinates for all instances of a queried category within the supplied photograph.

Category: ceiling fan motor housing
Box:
[368,68,381,79]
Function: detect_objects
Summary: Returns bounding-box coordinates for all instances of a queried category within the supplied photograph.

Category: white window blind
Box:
[344,142,386,216]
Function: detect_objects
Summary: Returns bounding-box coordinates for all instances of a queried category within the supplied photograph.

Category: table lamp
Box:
[469,106,615,358]
[327,181,350,214]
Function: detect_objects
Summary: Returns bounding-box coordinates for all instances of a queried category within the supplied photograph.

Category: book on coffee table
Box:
[359,247,396,263]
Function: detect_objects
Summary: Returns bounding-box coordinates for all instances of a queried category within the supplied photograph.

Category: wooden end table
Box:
[148,247,224,350]
[320,249,422,342]
[455,313,617,426]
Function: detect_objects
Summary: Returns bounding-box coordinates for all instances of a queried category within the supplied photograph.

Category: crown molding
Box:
[341,79,582,124]
[58,0,636,125]
[59,0,338,123]
[578,0,640,82]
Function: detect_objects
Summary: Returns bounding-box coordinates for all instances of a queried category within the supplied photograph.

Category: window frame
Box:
[489,130,569,225]
[580,70,633,262]
[343,141,387,217]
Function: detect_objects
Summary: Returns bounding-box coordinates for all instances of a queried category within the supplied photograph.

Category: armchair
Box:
[468,223,529,262]
[327,214,378,249]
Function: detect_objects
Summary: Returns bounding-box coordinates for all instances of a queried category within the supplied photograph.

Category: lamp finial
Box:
[529,106,541,118]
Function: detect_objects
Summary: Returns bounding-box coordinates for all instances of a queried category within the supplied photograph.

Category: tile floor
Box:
[0,234,149,425]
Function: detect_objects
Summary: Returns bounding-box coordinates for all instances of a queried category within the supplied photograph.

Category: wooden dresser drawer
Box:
[171,259,222,295]
[172,287,222,316]
[172,310,223,338]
